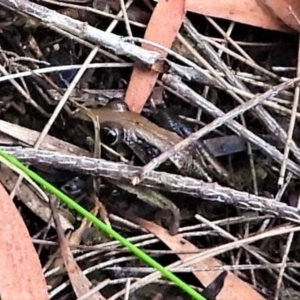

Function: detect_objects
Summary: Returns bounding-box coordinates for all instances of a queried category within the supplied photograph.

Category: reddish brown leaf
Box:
[124,0,293,113]
[186,0,291,32]
[258,0,300,31]
[0,182,48,300]
[124,0,185,113]
[138,218,266,300]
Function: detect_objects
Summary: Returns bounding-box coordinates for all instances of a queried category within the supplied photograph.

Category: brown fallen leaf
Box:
[186,0,291,32]
[49,196,106,300]
[137,218,266,300]
[258,0,300,31]
[0,120,90,157]
[0,182,49,300]
[124,0,293,113]
[124,0,185,113]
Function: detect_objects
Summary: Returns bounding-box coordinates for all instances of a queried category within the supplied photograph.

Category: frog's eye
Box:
[101,126,124,146]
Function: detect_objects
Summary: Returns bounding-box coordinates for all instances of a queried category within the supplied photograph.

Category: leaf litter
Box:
[1,0,300,299]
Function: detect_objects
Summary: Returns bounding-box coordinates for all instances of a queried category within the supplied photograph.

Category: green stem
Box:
[0,149,206,300]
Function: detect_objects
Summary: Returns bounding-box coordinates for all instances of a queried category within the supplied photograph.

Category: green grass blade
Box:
[0,149,206,300]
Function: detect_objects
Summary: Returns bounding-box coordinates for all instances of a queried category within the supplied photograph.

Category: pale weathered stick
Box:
[3,148,300,222]
[0,0,224,90]
[162,75,300,178]
[0,120,90,156]
[138,75,300,180]
[184,19,300,163]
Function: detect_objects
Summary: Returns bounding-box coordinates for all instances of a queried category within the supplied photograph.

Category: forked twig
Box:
[162,75,300,178]
[137,75,300,182]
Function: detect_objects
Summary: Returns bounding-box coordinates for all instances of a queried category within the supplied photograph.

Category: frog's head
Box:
[106,99,128,112]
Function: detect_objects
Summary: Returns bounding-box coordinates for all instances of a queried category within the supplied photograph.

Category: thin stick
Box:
[161,76,300,181]
[274,193,300,300]
[119,0,133,38]
[278,35,300,186]
[9,46,100,200]
[137,76,300,182]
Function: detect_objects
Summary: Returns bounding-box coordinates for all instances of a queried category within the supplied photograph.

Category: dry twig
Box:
[4,148,300,222]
